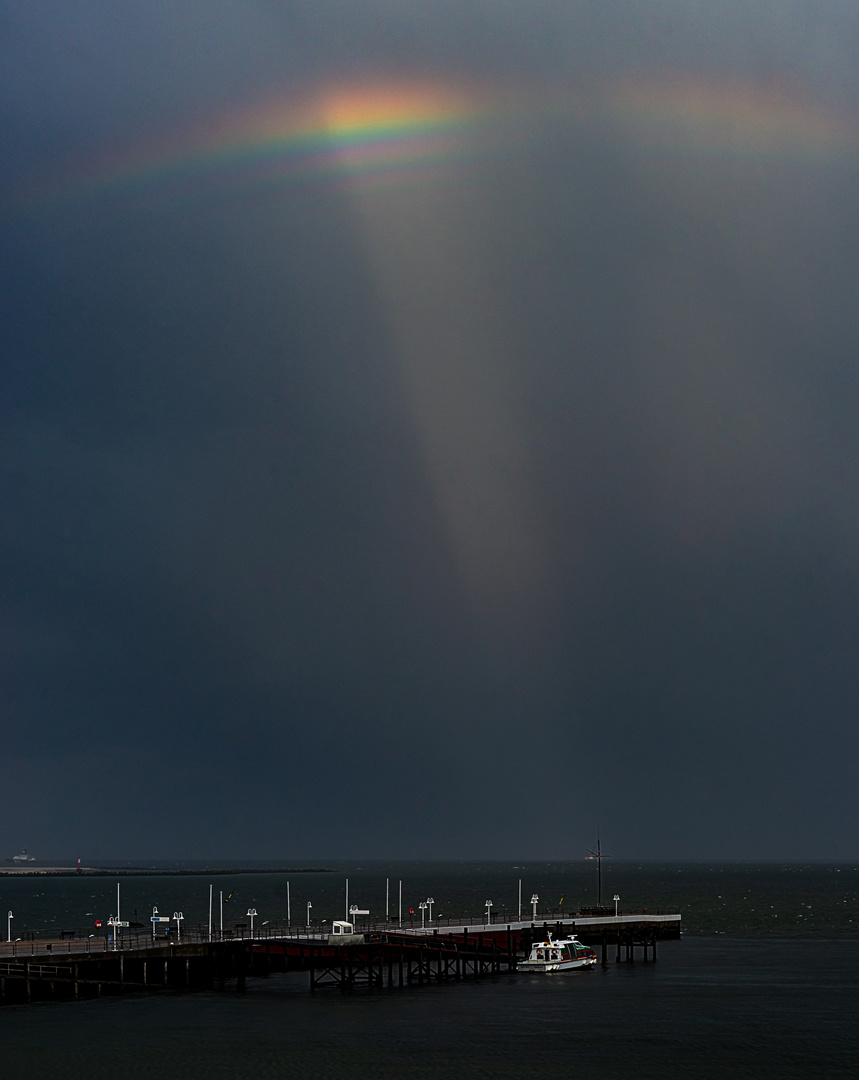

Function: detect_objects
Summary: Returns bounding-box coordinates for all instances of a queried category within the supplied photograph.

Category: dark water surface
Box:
[2,863,858,1079]
[4,860,858,936]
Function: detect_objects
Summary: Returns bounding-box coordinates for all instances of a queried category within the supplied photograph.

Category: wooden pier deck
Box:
[391,912,681,939]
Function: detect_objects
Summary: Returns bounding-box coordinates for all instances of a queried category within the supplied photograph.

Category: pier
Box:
[0,909,681,1006]
[0,865,330,878]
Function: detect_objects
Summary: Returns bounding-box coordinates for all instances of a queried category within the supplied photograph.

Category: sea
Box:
[1,861,857,1079]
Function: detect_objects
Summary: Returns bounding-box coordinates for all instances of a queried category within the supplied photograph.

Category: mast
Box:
[585,828,611,909]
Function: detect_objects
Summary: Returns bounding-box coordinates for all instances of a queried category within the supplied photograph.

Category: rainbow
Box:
[26,82,494,207]
[21,74,859,208]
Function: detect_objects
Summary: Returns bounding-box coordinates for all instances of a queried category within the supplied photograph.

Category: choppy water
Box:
[2,862,858,1079]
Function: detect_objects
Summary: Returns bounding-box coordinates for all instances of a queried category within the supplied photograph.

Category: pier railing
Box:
[0,907,681,958]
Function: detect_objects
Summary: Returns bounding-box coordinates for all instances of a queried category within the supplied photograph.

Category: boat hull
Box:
[518,957,596,972]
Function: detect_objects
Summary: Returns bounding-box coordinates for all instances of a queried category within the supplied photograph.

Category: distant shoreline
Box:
[0,867,332,877]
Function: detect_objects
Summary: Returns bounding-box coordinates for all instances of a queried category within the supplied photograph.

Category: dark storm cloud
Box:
[2,1,859,860]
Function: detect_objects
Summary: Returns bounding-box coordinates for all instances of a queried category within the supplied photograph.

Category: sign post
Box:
[349,905,370,930]
[151,907,170,938]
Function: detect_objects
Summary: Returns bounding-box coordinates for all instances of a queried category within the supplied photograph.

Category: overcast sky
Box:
[2,1,859,861]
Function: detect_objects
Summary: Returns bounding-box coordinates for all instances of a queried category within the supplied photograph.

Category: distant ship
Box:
[6,849,36,864]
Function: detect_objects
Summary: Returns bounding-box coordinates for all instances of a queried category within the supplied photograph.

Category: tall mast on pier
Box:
[585,828,611,909]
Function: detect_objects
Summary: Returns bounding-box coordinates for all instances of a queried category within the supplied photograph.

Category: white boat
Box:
[518,934,597,972]
[6,849,36,865]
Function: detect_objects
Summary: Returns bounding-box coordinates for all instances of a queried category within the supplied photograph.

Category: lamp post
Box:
[613,894,620,918]
[306,901,312,928]
[418,901,427,929]
[530,894,539,921]
[426,897,435,922]
[6,911,12,942]
[484,900,493,925]
[247,908,257,936]
[173,912,184,943]
[152,906,158,940]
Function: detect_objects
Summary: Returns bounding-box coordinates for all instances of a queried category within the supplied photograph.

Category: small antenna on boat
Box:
[585,827,612,909]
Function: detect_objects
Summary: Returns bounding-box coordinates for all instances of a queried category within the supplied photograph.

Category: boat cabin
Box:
[533,942,584,962]
[519,934,597,971]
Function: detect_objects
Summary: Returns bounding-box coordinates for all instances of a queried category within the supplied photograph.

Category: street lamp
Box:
[418,901,427,929]
[426,897,435,922]
[247,908,257,936]
[530,895,539,920]
[484,900,493,925]
[613,894,620,918]
[173,912,184,943]
[306,901,312,927]
[6,911,12,942]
